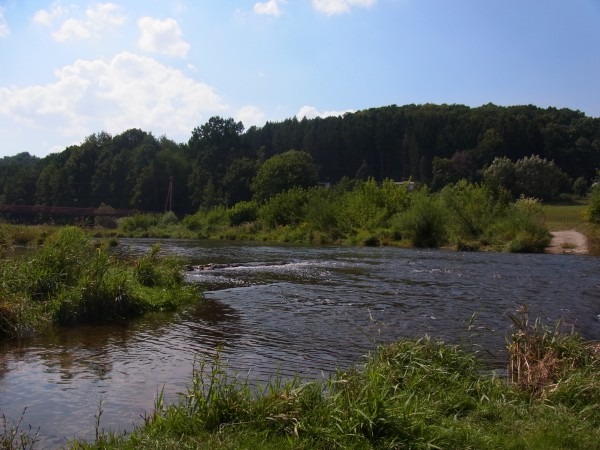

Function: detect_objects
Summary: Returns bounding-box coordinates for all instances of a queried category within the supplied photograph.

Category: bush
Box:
[399,190,448,248]
[492,196,550,252]
[120,214,160,232]
[228,201,258,226]
[258,188,310,228]
[586,183,600,223]
[441,180,506,242]
[160,211,179,226]
[182,207,229,235]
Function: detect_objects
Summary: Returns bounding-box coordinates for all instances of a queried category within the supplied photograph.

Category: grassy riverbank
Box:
[99,180,552,253]
[0,227,198,340]
[61,310,599,450]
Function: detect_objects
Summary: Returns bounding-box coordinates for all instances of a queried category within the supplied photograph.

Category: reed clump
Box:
[508,305,600,404]
[0,227,197,340]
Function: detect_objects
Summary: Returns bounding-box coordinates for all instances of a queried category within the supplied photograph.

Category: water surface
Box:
[1,240,599,447]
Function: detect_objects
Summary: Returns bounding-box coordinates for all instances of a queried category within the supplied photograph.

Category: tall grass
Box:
[75,322,600,450]
[0,227,198,340]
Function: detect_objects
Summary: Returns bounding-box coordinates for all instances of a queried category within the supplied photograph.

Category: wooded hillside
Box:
[1,103,599,217]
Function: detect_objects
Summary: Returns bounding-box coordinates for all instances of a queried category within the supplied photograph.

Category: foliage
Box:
[227,200,258,226]
[251,150,318,203]
[258,188,310,228]
[507,305,599,403]
[1,105,598,220]
[491,196,551,252]
[399,189,448,247]
[484,155,570,201]
[1,408,39,450]
[513,155,570,200]
[0,227,196,339]
[75,332,600,450]
[572,176,588,197]
[120,214,160,233]
[441,180,507,245]
[586,182,600,224]
[483,156,517,193]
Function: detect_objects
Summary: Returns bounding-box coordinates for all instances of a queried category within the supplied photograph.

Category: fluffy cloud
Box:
[34,3,126,42]
[254,0,284,17]
[0,8,10,37]
[296,105,355,120]
[312,0,376,15]
[137,17,190,58]
[235,105,266,128]
[32,3,66,26]
[0,52,226,140]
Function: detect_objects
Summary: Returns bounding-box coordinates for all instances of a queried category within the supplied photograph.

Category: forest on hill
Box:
[1,103,599,218]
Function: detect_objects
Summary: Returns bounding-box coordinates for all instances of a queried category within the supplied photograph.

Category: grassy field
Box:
[541,196,589,231]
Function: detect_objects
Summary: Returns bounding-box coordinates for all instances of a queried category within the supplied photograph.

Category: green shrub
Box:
[228,201,258,226]
[258,188,309,228]
[183,207,229,235]
[134,244,183,288]
[441,180,507,241]
[586,183,600,223]
[400,190,448,248]
[305,186,341,231]
[120,214,160,232]
[160,211,179,226]
[25,227,94,299]
[492,196,550,252]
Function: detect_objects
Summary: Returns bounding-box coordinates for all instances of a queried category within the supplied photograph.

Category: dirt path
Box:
[546,230,589,254]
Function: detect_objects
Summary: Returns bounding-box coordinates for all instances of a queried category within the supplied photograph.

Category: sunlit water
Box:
[1,240,599,448]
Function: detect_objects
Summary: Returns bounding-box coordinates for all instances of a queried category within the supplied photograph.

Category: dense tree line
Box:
[1,103,599,219]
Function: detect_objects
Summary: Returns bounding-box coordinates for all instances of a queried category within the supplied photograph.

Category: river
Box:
[1,239,599,448]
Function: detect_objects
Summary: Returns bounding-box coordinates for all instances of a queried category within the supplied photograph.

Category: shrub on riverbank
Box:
[76,326,600,450]
[0,227,197,340]
[167,179,550,251]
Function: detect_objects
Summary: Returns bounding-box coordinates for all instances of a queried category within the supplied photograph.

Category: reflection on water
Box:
[1,239,599,448]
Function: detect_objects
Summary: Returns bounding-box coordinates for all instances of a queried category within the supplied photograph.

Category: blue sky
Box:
[0,0,599,158]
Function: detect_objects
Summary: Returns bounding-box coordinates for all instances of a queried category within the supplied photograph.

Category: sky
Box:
[0,0,599,158]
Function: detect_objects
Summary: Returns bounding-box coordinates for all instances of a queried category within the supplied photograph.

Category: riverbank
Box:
[67,319,599,450]
[2,240,599,448]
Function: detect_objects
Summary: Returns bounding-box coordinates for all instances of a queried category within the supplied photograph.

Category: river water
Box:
[1,240,599,448]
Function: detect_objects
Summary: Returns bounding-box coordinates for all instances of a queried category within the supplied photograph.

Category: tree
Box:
[188,116,245,208]
[513,155,569,200]
[483,157,516,193]
[251,150,318,203]
[573,177,588,197]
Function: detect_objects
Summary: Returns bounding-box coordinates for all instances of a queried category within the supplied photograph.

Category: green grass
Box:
[0,227,199,340]
[541,196,589,231]
[70,327,599,450]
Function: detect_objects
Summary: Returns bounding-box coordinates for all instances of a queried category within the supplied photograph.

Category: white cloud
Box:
[138,17,190,58]
[296,105,355,120]
[0,52,226,141]
[0,7,10,37]
[32,3,67,26]
[236,105,266,128]
[254,0,284,17]
[312,0,376,15]
[49,3,125,42]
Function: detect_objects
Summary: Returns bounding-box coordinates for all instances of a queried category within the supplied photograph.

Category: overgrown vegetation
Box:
[134,179,549,252]
[0,227,197,340]
[70,312,599,450]
[1,104,599,217]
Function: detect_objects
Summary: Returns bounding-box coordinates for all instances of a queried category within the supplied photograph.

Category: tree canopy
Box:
[0,103,598,220]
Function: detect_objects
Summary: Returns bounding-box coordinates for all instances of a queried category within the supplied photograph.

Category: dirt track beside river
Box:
[546,230,588,254]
